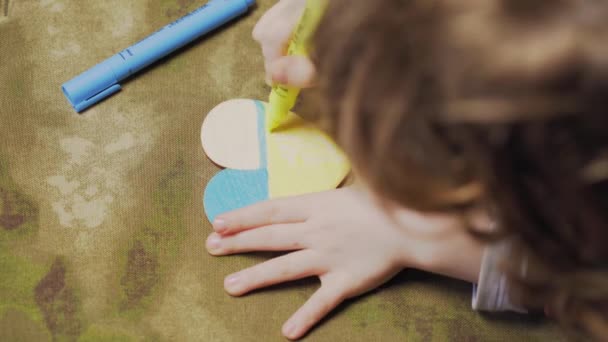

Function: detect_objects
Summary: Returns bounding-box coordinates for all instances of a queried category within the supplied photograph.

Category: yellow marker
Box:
[266,0,327,131]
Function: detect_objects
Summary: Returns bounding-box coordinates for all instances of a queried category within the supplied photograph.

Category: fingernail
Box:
[225,274,240,288]
[207,235,221,250]
[283,321,296,338]
[213,218,227,233]
[271,71,288,85]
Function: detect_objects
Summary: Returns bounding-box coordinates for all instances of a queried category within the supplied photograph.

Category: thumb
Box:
[269,56,317,88]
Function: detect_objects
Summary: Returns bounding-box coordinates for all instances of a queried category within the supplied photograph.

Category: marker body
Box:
[62,0,255,112]
[266,0,326,131]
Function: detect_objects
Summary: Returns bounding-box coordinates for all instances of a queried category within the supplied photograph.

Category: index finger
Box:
[213,195,313,234]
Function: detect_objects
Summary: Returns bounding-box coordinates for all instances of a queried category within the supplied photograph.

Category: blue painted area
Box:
[254,100,268,168]
[203,100,271,222]
[203,168,269,222]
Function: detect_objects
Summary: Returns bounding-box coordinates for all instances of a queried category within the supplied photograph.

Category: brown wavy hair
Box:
[311,0,608,338]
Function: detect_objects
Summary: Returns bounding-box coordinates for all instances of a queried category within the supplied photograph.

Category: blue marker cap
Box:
[62,0,255,112]
[62,62,121,112]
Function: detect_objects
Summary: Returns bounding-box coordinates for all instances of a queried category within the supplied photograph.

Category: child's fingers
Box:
[252,1,291,43]
[253,0,307,84]
[282,284,346,340]
[269,56,317,88]
[223,250,322,296]
[262,42,284,61]
[252,0,304,44]
[252,0,285,42]
[262,44,285,82]
[213,196,313,234]
[253,0,304,65]
[206,223,308,255]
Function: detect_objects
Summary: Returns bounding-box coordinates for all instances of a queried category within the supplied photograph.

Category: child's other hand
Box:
[253,0,316,87]
[206,187,447,340]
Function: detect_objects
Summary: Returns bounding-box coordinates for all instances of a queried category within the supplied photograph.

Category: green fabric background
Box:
[0,0,565,340]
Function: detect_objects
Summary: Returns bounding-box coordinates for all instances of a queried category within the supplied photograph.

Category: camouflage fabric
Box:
[0,0,566,340]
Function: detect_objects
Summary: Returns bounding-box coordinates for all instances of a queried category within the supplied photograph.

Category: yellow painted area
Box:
[266,106,350,198]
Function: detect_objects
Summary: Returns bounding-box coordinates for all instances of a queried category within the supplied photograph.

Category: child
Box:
[206,0,608,340]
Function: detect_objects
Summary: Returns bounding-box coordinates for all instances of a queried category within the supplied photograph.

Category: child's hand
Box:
[253,0,316,87]
[206,187,457,340]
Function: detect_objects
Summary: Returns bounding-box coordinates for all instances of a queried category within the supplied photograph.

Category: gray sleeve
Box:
[472,239,527,313]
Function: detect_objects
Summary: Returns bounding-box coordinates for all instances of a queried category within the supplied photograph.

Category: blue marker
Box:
[62,0,255,112]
